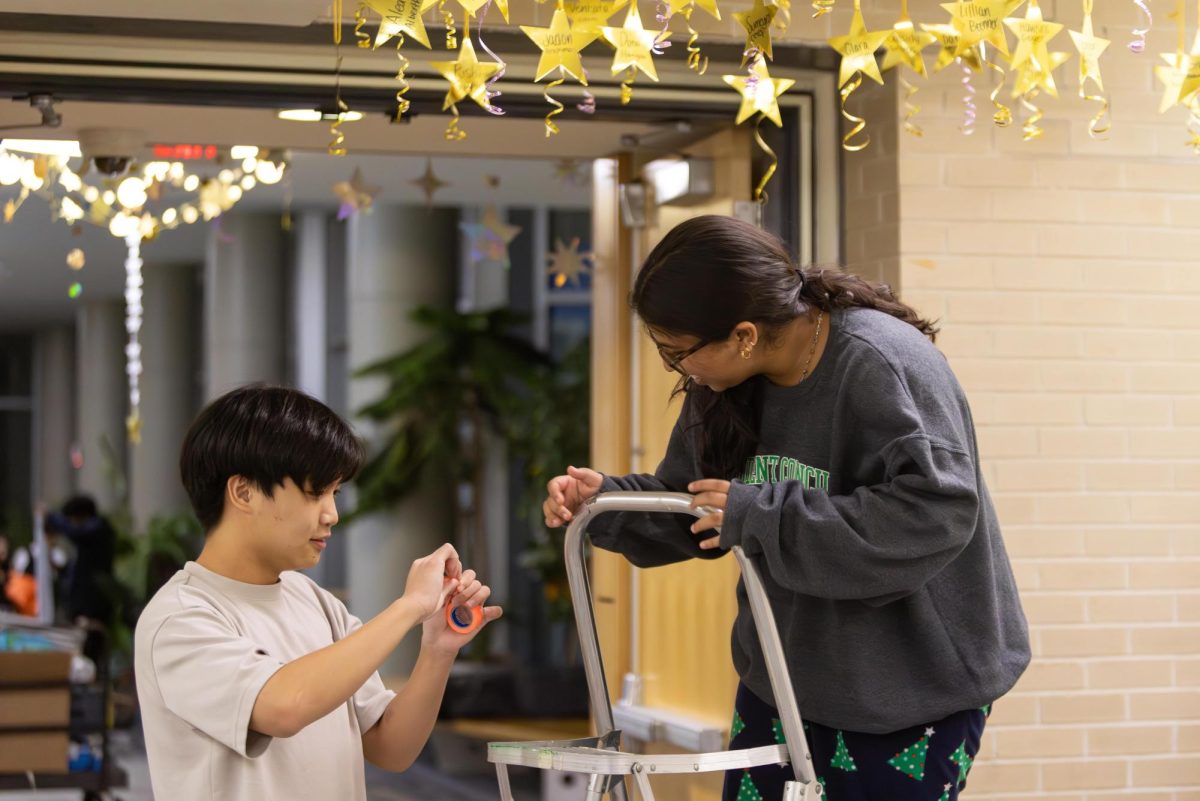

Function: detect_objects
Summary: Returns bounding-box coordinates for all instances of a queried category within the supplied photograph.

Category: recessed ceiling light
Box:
[276,109,364,123]
[0,138,82,157]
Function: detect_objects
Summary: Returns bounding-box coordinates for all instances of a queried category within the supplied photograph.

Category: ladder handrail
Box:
[563,491,815,787]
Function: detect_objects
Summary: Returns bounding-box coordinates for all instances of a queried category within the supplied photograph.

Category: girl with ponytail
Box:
[543,215,1029,801]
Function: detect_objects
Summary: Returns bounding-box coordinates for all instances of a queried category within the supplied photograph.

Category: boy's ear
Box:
[226,476,257,516]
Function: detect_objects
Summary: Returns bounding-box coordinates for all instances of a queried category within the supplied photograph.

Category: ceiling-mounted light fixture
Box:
[0,138,81,157]
[277,108,364,122]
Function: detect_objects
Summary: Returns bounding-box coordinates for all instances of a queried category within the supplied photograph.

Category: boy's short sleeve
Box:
[149,606,285,757]
[341,611,397,733]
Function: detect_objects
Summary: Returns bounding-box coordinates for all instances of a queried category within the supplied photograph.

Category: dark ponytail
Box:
[631,214,937,479]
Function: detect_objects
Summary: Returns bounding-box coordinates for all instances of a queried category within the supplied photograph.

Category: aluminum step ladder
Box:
[488,491,823,801]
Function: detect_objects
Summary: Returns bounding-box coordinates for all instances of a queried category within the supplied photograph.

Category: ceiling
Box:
[0,2,830,329]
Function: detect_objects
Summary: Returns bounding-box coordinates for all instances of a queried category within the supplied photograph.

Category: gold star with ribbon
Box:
[722,54,795,126]
[669,0,721,19]
[734,0,778,61]
[882,14,937,75]
[522,8,600,83]
[923,22,984,72]
[940,0,1013,56]
[432,36,502,109]
[602,2,660,80]
[364,0,441,48]
[564,0,628,35]
[547,237,593,287]
[1009,49,1070,96]
[411,159,449,205]
[1004,0,1063,78]
[1168,30,1200,108]
[1069,10,1111,92]
[828,4,890,87]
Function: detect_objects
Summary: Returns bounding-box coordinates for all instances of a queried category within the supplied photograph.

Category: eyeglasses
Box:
[652,336,709,374]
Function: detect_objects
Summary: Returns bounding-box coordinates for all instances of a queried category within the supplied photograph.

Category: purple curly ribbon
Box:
[1128,0,1152,53]
[476,0,507,114]
[654,0,673,52]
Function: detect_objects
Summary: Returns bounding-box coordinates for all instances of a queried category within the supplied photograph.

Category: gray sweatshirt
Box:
[590,308,1030,734]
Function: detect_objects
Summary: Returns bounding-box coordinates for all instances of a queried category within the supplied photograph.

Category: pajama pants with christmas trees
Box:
[724,683,990,801]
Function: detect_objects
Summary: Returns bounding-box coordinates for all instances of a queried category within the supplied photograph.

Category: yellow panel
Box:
[626,127,752,801]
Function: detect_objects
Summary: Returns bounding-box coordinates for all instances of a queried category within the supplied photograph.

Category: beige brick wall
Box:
[839,1,1200,797]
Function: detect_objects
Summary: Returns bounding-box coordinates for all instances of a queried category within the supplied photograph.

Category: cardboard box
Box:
[0,731,69,773]
[0,687,70,728]
[0,651,72,685]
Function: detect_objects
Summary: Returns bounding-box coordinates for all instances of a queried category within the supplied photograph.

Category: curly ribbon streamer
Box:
[900,74,923,137]
[773,0,792,37]
[445,104,468,140]
[577,67,597,113]
[682,9,708,73]
[812,0,835,17]
[1079,0,1111,140]
[840,72,869,151]
[544,69,566,136]
[620,66,637,104]
[329,60,350,155]
[475,0,508,114]
[393,36,412,119]
[1020,89,1043,140]
[354,4,371,48]
[442,0,458,49]
[1129,0,1152,53]
[334,0,344,44]
[654,0,673,51]
[753,114,779,205]
[987,58,1013,127]
[959,57,977,135]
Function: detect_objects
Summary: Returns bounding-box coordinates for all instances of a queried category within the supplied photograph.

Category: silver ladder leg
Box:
[495,763,514,801]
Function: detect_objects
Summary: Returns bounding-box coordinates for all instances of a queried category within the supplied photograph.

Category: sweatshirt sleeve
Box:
[719,346,981,606]
[587,416,725,568]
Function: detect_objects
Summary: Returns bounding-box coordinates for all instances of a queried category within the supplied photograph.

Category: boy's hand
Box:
[543,465,603,527]
[422,570,502,656]
[401,543,463,621]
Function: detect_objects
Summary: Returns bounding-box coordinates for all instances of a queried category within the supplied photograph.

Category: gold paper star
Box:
[722,55,795,126]
[334,167,383,218]
[364,0,440,49]
[411,159,449,205]
[1168,31,1200,107]
[828,5,891,87]
[1069,13,1110,93]
[431,36,502,110]
[1156,61,1188,113]
[733,0,777,61]
[564,0,628,35]
[454,0,510,22]
[1010,49,1069,96]
[522,8,600,83]
[1004,0,1063,77]
[602,2,661,80]
[881,17,937,75]
[668,0,720,20]
[941,0,1014,56]
[547,237,593,287]
[923,22,983,72]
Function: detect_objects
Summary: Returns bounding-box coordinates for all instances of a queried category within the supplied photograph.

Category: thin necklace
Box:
[797,311,824,382]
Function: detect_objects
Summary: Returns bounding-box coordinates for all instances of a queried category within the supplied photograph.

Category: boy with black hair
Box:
[135,385,501,801]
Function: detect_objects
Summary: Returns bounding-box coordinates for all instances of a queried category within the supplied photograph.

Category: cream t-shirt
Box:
[134,561,396,801]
